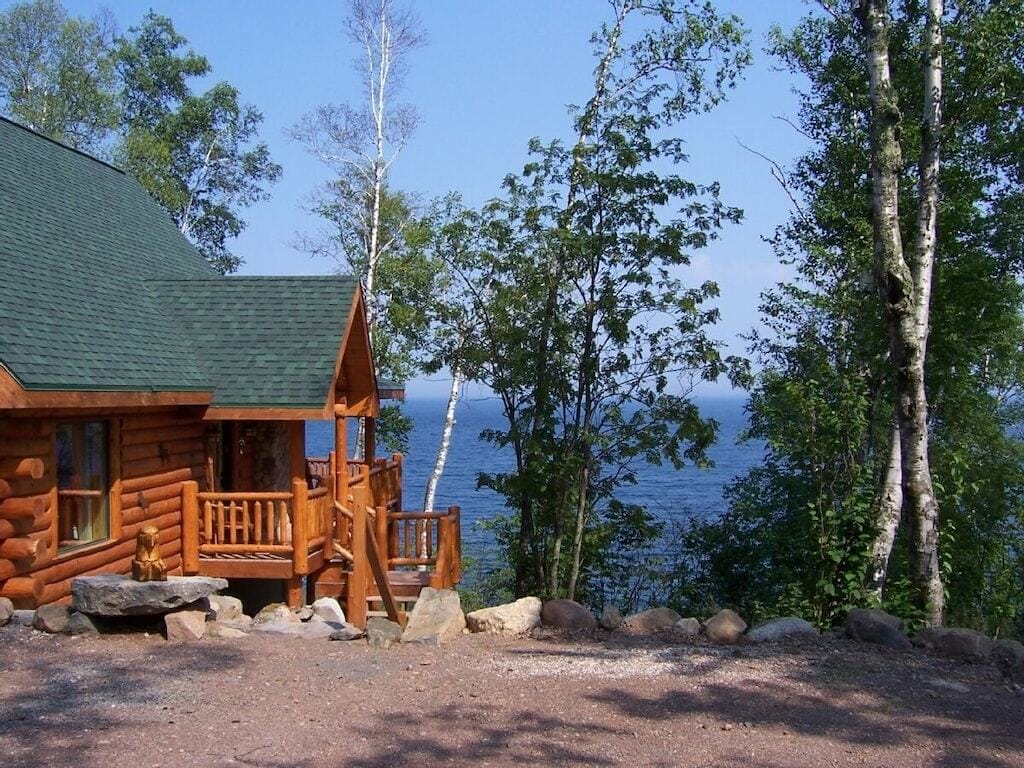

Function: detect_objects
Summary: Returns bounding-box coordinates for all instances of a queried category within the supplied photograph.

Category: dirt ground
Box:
[1,624,1022,768]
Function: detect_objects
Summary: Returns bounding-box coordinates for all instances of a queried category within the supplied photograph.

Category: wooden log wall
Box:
[0,409,206,607]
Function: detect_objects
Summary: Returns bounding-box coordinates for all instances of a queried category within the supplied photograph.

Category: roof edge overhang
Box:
[203,406,329,421]
[327,285,381,418]
[0,365,213,411]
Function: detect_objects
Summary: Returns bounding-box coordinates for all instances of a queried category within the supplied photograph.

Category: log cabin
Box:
[0,116,459,628]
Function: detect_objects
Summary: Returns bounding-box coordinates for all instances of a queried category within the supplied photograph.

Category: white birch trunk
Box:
[870,425,902,599]
[423,368,463,515]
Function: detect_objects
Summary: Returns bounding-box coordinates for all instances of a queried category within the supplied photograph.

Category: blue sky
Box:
[53,0,815,397]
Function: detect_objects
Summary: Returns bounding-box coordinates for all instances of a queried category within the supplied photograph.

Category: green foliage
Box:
[679,1,1024,634]
[428,1,751,602]
[0,3,280,273]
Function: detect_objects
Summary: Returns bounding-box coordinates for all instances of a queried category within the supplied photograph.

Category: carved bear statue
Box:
[132,525,167,582]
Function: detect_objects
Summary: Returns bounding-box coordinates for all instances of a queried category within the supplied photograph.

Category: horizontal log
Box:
[0,509,52,539]
[0,457,44,480]
[0,495,47,520]
[121,481,183,510]
[198,491,292,502]
[0,436,52,459]
[122,451,205,481]
[120,496,181,527]
[122,423,203,447]
[198,543,293,555]
[0,536,44,560]
[121,467,194,494]
[0,420,52,440]
[121,436,204,463]
[0,575,43,602]
[388,557,436,567]
[0,478,9,499]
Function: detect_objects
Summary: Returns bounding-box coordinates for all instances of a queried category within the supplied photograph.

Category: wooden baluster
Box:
[241,500,250,544]
[203,500,213,545]
[229,501,237,544]
[375,504,388,571]
[254,501,263,545]
[216,501,225,544]
[182,481,199,574]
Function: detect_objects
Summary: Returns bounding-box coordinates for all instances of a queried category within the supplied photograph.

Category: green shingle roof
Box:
[0,116,213,392]
[0,117,364,411]
[151,277,358,409]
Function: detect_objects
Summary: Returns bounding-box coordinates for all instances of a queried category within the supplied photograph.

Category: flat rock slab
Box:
[72,574,228,617]
[746,617,819,643]
[466,597,542,636]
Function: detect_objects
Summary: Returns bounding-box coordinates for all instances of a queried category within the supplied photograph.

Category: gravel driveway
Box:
[1,626,1021,767]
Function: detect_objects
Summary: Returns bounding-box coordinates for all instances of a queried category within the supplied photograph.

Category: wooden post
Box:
[335,398,348,503]
[292,479,309,576]
[285,576,303,608]
[289,421,306,486]
[181,481,199,575]
[392,452,403,513]
[450,505,462,584]
[348,497,368,627]
[375,504,389,571]
[364,416,376,465]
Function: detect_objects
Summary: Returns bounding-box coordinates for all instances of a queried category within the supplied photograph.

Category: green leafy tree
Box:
[680,1,1024,634]
[116,13,281,274]
[440,0,751,600]
[0,0,117,153]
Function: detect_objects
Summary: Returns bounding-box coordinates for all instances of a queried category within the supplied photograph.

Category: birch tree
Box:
[293,0,423,457]
[857,0,945,625]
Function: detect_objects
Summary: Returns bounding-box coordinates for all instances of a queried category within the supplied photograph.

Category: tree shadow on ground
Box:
[0,628,250,768]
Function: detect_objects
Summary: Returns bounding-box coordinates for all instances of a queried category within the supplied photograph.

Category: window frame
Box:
[53,418,122,554]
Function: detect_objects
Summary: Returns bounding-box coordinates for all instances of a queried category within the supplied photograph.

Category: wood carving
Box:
[132,525,167,582]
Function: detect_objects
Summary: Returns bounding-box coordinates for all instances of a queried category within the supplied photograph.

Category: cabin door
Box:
[224,422,256,491]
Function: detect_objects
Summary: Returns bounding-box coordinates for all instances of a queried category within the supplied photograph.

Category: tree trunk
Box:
[566,462,589,601]
[859,0,944,625]
[869,424,902,598]
[423,369,463,515]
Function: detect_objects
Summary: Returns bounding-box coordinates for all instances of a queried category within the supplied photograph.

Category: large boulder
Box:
[704,609,747,644]
[33,604,70,634]
[401,587,466,646]
[10,610,34,626]
[312,597,346,625]
[599,605,624,631]
[164,610,207,642]
[207,595,244,622]
[914,627,994,663]
[367,617,403,648]
[846,608,911,650]
[0,597,13,627]
[72,574,227,617]
[623,607,682,635]
[541,599,597,631]
[466,597,542,636]
[253,603,299,625]
[746,617,819,643]
[252,615,334,639]
[993,639,1024,684]
[673,617,701,640]
[68,611,99,636]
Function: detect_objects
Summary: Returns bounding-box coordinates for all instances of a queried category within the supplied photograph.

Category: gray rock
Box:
[599,605,624,631]
[312,597,346,625]
[0,597,13,626]
[253,603,299,625]
[541,599,597,631]
[623,607,682,634]
[72,574,227,617]
[914,627,994,663]
[217,615,253,632]
[207,621,248,639]
[329,623,365,641]
[33,604,70,634]
[164,610,207,642]
[68,611,99,636]
[367,617,403,648]
[673,617,701,640]
[251,616,334,639]
[10,610,34,626]
[207,594,244,622]
[993,639,1024,683]
[846,608,911,650]
[746,617,819,643]
[705,609,747,644]
[466,597,542,636]
[401,587,466,646]
[296,606,314,621]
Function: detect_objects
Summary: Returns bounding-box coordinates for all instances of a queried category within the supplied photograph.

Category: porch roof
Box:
[150,276,360,411]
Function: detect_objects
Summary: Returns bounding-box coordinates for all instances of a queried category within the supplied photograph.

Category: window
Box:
[56,421,109,550]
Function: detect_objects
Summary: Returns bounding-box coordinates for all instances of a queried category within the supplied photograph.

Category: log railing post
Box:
[292,479,309,576]
[348,497,368,627]
[450,505,462,584]
[182,481,199,575]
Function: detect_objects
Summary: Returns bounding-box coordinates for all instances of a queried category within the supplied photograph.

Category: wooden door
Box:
[227,422,256,491]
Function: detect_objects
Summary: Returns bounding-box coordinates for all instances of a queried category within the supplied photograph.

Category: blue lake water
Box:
[307,395,763,569]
